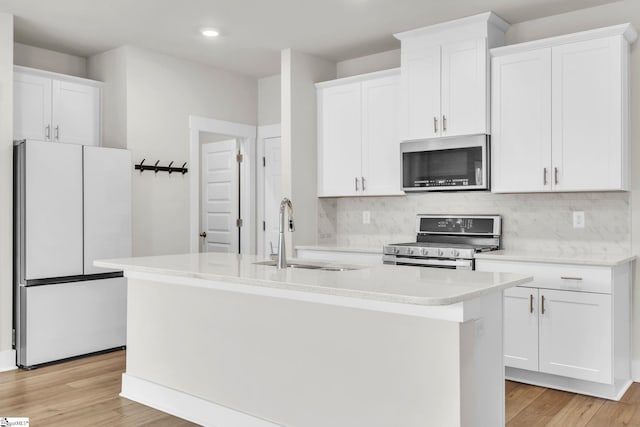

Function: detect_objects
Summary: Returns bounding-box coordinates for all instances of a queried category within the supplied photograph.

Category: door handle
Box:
[355,177,360,192]
[541,295,546,315]
[45,124,50,140]
[362,176,366,191]
[433,116,438,133]
[442,115,447,132]
[199,232,207,238]
[54,125,60,140]
[543,168,548,186]
[530,294,534,314]
[554,167,559,185]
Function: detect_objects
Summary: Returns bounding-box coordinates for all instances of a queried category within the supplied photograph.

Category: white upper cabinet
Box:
[395,12,509,141]
[491,24,637,193]
[317,70,402,197]
[14,66,102,146]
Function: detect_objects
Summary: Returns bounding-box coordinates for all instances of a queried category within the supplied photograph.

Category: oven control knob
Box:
[421,248,428,256]
[437,249,444,257]
[452,249,460,257]
[407,248,414,255]
[391,247,399,254]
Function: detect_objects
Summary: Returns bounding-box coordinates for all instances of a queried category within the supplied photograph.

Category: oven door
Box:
[401,134,489,192]
[383,255,474,270]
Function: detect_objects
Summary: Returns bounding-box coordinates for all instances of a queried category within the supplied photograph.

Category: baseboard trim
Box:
[120,373,282,427]
[0,349,16,372]
[632,360,640,382]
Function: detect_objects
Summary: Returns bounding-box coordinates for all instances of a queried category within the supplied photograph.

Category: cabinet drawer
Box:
[477,260,611,294]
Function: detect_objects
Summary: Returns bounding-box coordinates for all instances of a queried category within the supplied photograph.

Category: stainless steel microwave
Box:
[400,134,490,192]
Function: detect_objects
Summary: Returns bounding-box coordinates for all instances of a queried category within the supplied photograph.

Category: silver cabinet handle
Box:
[541,295,546,315]
[543,168,547,186]
[362,176,366,191]
[45,124,50,140]
[442,115,447,132]
[560,276,583,281]
[54,125,59,140]
[355,177,359,192]
[433,116,438,133]
[554,167,559,185]
[530,294,534,314]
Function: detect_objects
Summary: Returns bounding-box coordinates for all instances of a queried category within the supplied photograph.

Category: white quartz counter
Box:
[96,252,531,306]
[475,250,636,267]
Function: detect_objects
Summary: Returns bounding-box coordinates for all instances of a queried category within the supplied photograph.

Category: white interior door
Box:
[200,139,239,253]
[263,137,281,256]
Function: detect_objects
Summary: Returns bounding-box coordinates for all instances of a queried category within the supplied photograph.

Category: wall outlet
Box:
[362,211,371,225]
[573,211,585,228]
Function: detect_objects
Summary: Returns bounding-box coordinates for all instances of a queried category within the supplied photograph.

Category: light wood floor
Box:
[0,350,638,426]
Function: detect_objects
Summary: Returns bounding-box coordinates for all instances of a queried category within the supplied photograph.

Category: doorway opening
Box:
[256,124,282,256]
[189,116,256,254]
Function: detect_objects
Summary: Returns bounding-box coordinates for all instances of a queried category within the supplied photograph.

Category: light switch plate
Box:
[363,211,371,225]
[573,211,585,228]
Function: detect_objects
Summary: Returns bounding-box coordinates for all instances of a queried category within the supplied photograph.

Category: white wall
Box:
[336,49,400,78]
[125,46,257,256]
[14,42,87,78]
[281,49,335,252]
[87,47,127,149]
[258,74,280,126]
[0,12,12,365]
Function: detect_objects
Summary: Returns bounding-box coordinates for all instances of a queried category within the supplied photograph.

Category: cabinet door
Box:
[503,287,539,371]
[491,49,552,192]
[441,38,488,137]
[539,289,612,384]
[52,80,100,146]
[551,37,624,191]
[14,72,52,142]
[317,83,362,196]
[361,74,403,196]
[400,43,441,140]
[24,141,84,279]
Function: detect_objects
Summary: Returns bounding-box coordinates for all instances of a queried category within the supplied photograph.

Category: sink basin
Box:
[253,260,359,271]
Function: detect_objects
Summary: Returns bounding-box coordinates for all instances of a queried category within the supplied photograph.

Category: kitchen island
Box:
[96,253,532,427]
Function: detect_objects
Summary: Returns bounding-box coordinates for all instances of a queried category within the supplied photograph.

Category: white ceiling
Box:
[0,0,621,77]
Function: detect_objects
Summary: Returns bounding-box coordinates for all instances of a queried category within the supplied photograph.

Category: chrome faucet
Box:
[277,198,295,269]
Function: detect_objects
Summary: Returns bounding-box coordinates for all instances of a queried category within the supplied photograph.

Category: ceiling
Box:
[0,0,622,77]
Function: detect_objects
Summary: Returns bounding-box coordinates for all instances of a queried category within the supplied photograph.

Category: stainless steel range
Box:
[383,215,501,270]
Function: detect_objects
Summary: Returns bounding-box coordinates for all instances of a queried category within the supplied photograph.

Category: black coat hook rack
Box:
[134,158,188,175]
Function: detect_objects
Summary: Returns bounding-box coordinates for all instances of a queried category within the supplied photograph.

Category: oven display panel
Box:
[419,217,494,234]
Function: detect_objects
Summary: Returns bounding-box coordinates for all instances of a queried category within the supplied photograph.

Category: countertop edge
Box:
[475,252,637,267]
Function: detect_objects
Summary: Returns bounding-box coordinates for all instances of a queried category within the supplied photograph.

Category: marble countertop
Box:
[475,250,636,267]
[96,253,531,306]
[295,245,382,254]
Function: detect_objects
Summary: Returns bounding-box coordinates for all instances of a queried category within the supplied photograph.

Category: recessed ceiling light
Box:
[201,28,220,38]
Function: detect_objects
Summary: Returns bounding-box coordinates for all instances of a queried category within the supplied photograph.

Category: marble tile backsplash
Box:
[318,192,631,255]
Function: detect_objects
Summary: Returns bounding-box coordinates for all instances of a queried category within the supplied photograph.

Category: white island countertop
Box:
[96,252,531,307]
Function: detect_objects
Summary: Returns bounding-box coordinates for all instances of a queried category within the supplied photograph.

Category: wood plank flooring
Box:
[0,350,639,426]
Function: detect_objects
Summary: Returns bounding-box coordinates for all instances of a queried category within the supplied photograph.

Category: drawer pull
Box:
[560,276,583,281]
[541,295,545,315]
[529,294,534,314]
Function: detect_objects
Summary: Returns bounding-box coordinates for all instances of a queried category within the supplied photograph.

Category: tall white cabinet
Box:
[14,66,102,146]
[394,12,509,141]
[317,69,403,197]
[491,24,636,193]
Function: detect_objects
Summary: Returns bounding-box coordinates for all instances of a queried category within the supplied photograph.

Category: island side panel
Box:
[124,278,467,427]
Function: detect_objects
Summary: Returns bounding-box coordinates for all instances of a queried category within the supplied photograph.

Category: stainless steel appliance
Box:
[14,140,131,368]
[400,134,489,192]
[383,215,501,270]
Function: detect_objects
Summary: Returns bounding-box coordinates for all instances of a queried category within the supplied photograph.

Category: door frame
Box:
[256,124,281,256]
[189,115,256,254]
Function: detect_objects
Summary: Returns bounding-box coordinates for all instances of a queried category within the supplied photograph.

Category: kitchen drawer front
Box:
[477,259,612,294]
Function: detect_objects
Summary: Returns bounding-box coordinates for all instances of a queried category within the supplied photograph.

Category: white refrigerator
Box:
[14,140,131,368]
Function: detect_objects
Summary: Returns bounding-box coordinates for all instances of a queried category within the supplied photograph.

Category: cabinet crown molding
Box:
[14,65,104,88]
[315,68,399,89]
[394,11,510,42]
[491,23,638,57]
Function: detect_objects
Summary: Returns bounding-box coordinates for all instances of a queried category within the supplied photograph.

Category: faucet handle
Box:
[288,217,295,232]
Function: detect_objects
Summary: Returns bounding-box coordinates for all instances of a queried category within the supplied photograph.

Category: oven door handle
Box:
[383,255,473,268]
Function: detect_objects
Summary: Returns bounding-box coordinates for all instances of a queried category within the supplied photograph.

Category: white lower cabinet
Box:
[477,258,631,400]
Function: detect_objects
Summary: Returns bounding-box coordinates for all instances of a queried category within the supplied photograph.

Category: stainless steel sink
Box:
[253,260,359,271]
